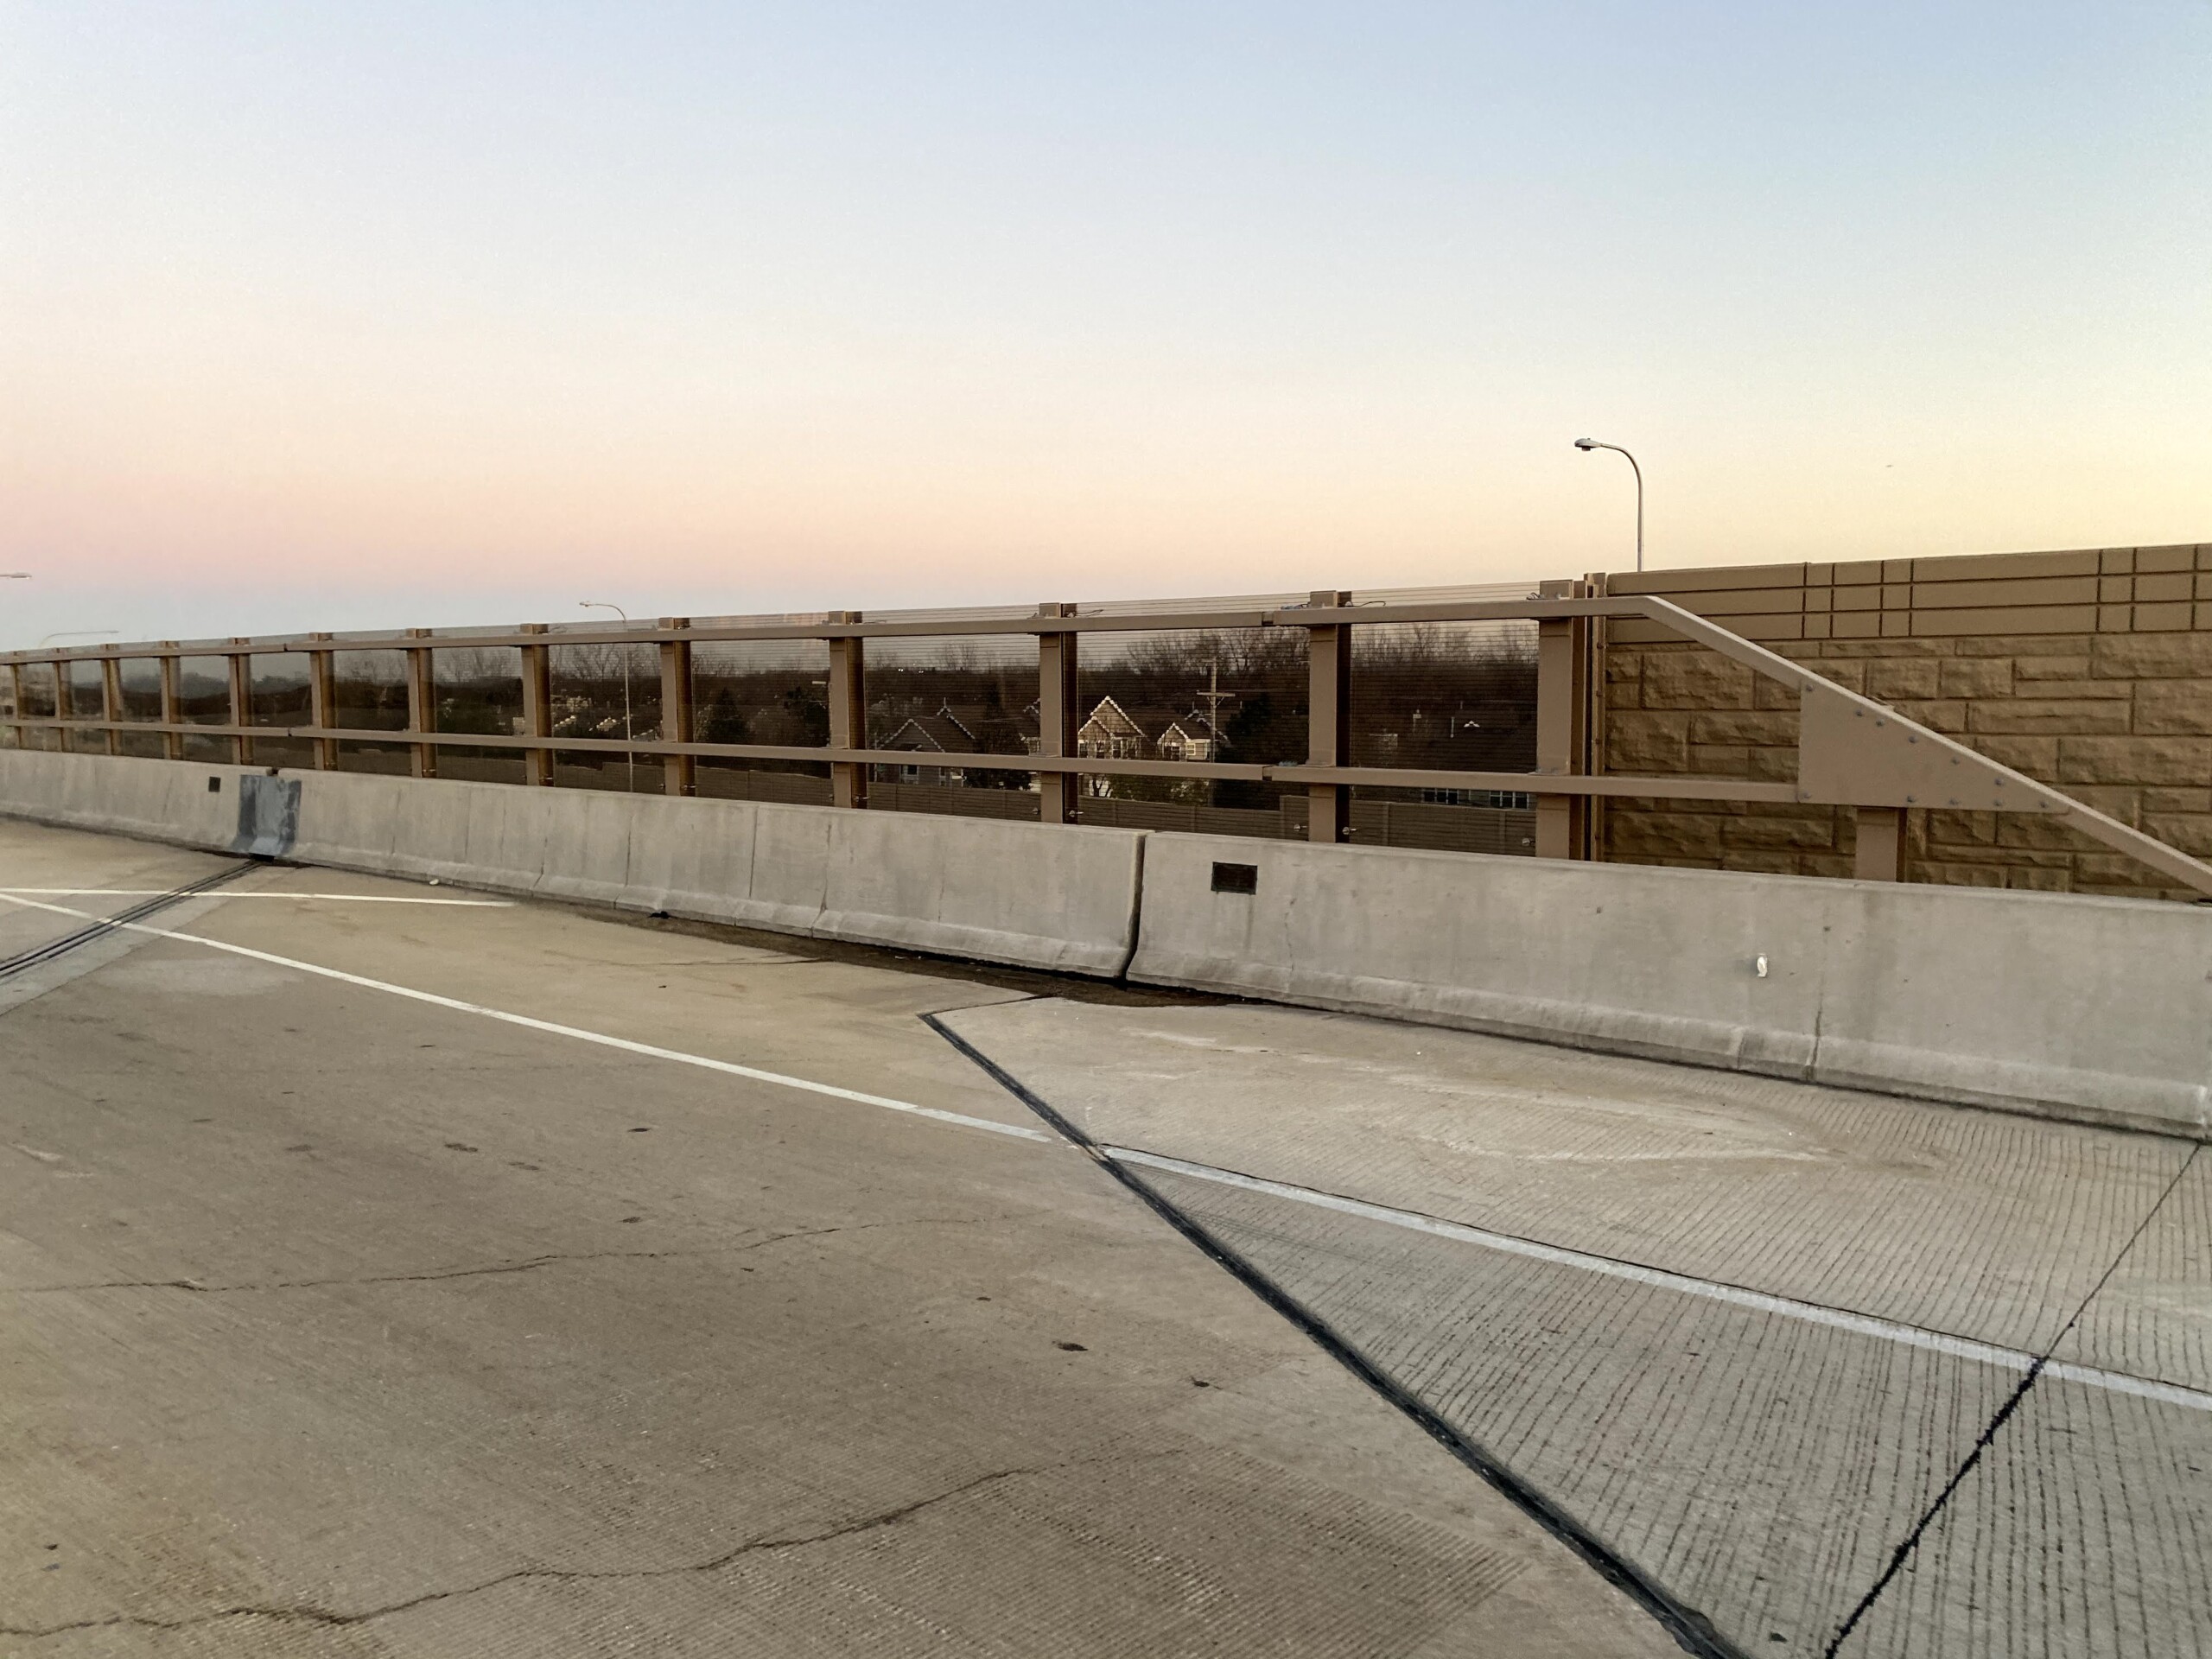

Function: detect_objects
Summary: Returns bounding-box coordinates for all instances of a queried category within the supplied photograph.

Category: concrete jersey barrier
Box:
[1127,831,2212,1139]
[4,747,2206,1137]
[0,751,1146,976]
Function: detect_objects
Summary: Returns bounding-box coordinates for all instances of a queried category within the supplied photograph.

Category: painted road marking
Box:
[1103,1147,2212,1414]
[1,890,2200,1414]
[0,888,513,906]
[0,893,1052,1146]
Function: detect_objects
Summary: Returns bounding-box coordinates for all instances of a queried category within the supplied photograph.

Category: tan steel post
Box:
[1534,582,1592,859]
[2,663,16,747]
[99,655,121,756]
[827,613,867,809]
[226,645,251,767]
[518,624,552,786]
[307,633,337,770]
[658,618,695,797]
[158,649,181,760]
[1854,807,1904,882]
[404,629,436,779]
[1583,570,1609,861]
[1306,589,1353,843]
[1035,602,1079,824]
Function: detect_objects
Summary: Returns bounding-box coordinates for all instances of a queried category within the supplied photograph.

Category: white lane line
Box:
[1104,1147,2212,1414]
[0,889,513,906]
[0,893,1052,1146]
[3,890,2200,1414]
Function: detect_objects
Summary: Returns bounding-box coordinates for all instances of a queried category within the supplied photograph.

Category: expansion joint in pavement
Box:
[921,1012,1749,1659]
[0,862,253,981]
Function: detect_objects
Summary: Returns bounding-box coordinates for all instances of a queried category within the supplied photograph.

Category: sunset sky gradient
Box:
[3,3,2209,645]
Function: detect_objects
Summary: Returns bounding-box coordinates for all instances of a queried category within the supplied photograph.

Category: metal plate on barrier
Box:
[233,774,300,858]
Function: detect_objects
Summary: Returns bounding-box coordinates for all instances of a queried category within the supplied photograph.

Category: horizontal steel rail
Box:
[0,595,1704,661]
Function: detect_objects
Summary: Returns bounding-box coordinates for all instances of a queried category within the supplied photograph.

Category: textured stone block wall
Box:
[1598,545,2212,900]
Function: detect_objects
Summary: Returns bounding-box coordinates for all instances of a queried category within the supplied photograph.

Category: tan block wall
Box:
[1598,544,2212,900]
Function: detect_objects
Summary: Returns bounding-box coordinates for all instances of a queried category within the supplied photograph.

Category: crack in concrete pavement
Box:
[0,1449,1175,1642]
[2,1211,1039,1298]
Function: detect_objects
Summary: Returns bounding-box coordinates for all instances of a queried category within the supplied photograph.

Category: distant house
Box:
[1075,697,1149,761]
[1152,713,1219,763]
[880,708,976,785]
[1075,696,1233,763]
[877,702,1038,786]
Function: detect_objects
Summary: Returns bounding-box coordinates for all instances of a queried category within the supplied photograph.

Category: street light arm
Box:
[1571,439,1644,573]
[37,630,121,647]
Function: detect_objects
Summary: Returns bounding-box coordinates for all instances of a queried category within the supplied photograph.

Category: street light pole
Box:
[578,601,634,793]
[1573,439,1643,572]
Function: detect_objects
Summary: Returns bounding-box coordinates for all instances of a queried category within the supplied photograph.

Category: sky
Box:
[3,2,2209,648]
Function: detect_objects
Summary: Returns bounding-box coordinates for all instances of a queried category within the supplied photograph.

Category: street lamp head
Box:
[1573,438,1598,451]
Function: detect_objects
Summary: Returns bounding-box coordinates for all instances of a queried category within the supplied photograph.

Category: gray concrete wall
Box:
[4,747,2203,1136]
[0,751,1146,976]
[1128,833,2211,1138]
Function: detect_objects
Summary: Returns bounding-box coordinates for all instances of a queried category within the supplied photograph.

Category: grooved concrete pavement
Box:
[939,996,2211,1657]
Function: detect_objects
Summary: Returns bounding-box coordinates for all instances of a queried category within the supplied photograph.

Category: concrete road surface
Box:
[3,814,2204,1657]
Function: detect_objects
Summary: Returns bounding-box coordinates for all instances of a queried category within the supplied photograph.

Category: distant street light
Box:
[1,572,29,580]
[578,601,636,793]
[39,630,118,646]
[1573,438,1644,572]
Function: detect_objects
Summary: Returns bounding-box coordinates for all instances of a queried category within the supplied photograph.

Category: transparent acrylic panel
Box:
[692,639,830,747]
[244,653,315,767]
[337,740,414,776]
[118,659,162,721]
[863,634,1036,754]
[17,663,58,719]
[862,634,1037,811]
[1073,625,1307,836]
[64,659,105,719]
[435,646,525,785]
[437,747,526,785]
[332,650,410,732]
[549,641,662,793]
[862,637,1035,774]
[176,658,234,725]
[1338,784,1538,857]
[549,753,666,793]
[16,663,59,746]
[695,761,832,807]
[1349,620,1538,774]
[435,647,524,735]
[248,655,312,725]
[117,731,168,760]
[690,638,832,800]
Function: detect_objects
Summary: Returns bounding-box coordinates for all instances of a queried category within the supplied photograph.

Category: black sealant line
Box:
[920,1012,1748,1659]
[0,863,256,981]
[1819,1360,2043,1657]
[1820,1139,2204,1657]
